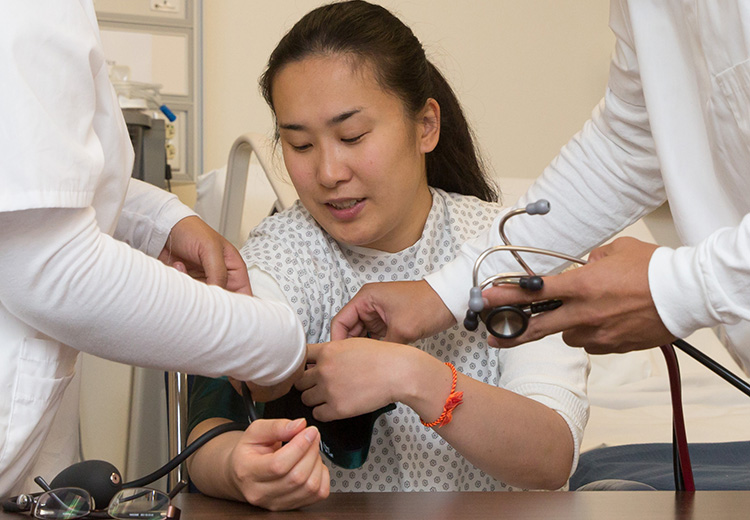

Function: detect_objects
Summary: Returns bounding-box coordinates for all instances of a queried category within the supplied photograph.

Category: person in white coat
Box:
[332,0,750,372]
[0,1,306,497]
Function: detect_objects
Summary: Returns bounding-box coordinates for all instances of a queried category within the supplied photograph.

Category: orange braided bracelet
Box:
[420,362,464,428]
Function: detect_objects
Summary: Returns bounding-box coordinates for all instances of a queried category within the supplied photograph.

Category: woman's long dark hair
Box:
[260,0,498,202]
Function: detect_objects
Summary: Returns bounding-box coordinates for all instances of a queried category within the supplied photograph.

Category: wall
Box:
[202,0,614,192]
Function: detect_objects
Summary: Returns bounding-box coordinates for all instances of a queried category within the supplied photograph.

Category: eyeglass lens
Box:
[30,486,173,520]
[34,488,91,519]
[107,488,171,519]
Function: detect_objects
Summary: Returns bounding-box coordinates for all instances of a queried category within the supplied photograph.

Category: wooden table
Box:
[162,491,750,519]
[3,490,750,519]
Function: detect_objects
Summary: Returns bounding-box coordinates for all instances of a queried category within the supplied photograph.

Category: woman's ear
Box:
[418,98,440,154]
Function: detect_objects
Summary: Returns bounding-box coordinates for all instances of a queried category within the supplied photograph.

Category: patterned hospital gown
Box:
[236,187,589,492]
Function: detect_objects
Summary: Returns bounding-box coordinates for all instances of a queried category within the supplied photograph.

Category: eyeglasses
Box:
[10,476,182,519]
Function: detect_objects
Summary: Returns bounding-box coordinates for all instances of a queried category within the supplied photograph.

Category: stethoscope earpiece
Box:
[518,276,543,291]
[524,200,550,215]
[463,309,479,331]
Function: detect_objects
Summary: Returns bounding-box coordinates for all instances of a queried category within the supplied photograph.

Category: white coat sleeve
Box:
[649,217,750,341]
[114,178,197,258]
[0,207,306,385]
[426,2,666,322]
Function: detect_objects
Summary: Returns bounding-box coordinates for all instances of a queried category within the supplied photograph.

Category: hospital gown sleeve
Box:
[498,334,590,476]
[425,4,665,322]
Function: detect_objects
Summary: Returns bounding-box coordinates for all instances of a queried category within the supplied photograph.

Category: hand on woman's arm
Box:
[116,179,251,295]
[296,339,576,490]
[186,417,329,511]
[0,207,305,382]
[158,215,251,295]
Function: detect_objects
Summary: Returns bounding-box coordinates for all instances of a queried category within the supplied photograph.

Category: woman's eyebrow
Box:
[279,108,363,131]
[329,108,362,125]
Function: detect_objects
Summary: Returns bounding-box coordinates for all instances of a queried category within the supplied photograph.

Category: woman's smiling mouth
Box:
[326,198,365,219]
[327,198,363,210]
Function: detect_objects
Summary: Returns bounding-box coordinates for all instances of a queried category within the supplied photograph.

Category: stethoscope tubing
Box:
[673,339,750,397]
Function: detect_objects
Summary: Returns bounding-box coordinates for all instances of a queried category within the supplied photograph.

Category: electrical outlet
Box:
[150,0,178,13]
[165,122,176,140]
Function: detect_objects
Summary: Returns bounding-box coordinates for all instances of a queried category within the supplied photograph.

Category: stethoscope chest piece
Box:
[483,305,528,339]
[479,300,563,339]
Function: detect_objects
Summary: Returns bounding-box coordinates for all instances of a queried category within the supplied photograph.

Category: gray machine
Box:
[124,109,169,189]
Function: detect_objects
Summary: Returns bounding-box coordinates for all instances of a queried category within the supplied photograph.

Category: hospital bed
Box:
[188,139,750,491]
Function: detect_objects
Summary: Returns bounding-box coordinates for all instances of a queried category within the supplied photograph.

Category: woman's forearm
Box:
[186,419,246,502]
[395,348,574,489]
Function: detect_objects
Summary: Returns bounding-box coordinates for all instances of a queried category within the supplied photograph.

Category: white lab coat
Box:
[0,1,305,496]
[0,1,131,496]
[427,0,750,373]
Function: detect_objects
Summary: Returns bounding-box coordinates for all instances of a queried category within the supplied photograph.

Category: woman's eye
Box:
[341,133,366,144]
[290,143,312,152]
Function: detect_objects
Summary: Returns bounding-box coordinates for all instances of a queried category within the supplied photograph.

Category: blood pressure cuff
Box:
[188,375,395,470]
[263,387,396,469]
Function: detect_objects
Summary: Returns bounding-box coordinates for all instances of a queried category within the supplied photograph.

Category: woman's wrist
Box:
[192,427,245,502]
[393,346,453,420]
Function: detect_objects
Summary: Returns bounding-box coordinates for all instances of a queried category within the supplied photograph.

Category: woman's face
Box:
[272,55,438,252]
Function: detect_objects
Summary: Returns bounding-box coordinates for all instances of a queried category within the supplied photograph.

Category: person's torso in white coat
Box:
[429,0,750,373]
[0,0,132,496]
[609,0,750,371]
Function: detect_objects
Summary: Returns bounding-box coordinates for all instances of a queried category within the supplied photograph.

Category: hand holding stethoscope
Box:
[463,200,679,353]
[463,199,750,386]
[464,199,588,340]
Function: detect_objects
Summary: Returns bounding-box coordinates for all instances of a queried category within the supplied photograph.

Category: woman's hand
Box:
[295,339,415,421]
[226,418,330,511]
[158,216,251,295]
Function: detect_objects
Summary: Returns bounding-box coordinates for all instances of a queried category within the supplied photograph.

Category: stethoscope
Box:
[461,199,750,491]
[463,199,587,339]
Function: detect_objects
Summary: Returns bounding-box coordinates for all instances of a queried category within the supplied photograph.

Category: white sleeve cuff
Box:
[143,197,197,257]
[649,245,720,339]
[424,250,475,323]
[116,179,197,257]
[0,207,305,384]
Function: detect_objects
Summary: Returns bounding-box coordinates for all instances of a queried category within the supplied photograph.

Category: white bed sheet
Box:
[583,325,750,452]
